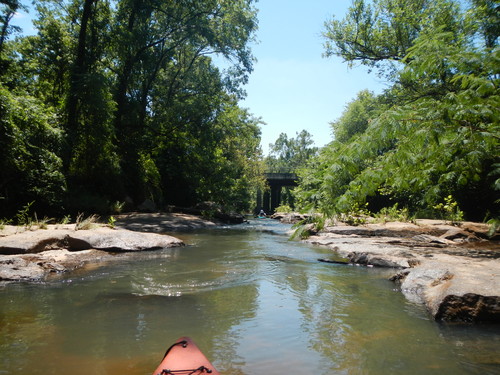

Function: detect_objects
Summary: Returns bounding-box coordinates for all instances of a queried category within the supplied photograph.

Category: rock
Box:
[0,224,185,282]
[348,252,410,268]
[435,294,500,323]
[0,230,70,254]
[389,269,411,282]
[115,212,218,232]
[440,228,480,243]
[318,258,349,265]
[396,258,500,322]
[138,199,157,212]
[0,256,47,280]
[0,226,184,255]
[214,211,246,224]
[66,228,183,252]
[271,212,311,223]
[0,249,112,281]
[400,267,453,304]
[305,219,500,322]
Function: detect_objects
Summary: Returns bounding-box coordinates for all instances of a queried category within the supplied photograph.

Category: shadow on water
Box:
[0,219,499,375]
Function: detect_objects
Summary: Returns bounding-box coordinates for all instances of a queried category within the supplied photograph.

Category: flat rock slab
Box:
[0,249,109,281]
[399,256,500,322]
[305,221,500,323]
[67,228,184,252]
[0,226,184,255]
[114,212,218,232]
[0,225,185,281]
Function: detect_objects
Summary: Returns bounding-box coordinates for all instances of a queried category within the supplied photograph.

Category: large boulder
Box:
[0,249,112,282]
[398,257,500,323]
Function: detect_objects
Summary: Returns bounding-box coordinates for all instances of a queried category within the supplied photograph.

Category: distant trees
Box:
[295,0,499,221]
[265,130,318,210]
[265,130,318,173]
[0,0,262,218]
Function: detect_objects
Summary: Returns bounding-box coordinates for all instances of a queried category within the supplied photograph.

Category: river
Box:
[1,219,499,374]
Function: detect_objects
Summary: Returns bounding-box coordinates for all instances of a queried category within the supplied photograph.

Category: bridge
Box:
[257,173,298,214]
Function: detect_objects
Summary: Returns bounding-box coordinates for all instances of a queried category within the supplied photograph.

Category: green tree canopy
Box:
[0,0,262,217]
[265,130,318,173]
[295,0,499,221]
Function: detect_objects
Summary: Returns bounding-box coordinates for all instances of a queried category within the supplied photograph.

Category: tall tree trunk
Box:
[66,0,96,162]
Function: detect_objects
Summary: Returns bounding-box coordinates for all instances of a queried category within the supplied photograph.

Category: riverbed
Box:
[1,219,499,374]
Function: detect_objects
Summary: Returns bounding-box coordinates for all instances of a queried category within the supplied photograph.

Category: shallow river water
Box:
[1,219,499,375]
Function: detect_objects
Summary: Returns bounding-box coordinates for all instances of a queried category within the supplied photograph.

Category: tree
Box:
[264,130,318,210]
[0,85,66,217]
[1,0,261,217]
[323,0,461,77]
[0,0,24,56]
[331,90,381,143]
[295,0,499,221]
[265,130,318,173]
[109,0,258,205]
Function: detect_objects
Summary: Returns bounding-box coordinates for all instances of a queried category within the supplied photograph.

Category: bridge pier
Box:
[256,173,298,214]
[270,185,281,213]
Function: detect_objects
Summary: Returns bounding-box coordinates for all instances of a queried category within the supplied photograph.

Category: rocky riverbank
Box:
[0,212,218,282]
[298,218,500,323]
[2,212,499,323]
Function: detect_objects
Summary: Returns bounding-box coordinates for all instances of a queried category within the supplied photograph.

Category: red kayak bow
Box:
[152,337,220,375]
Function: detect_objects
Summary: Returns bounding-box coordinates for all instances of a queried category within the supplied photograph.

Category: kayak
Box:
[152,337,220,375]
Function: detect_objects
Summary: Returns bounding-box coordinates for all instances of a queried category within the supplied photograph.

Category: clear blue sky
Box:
[241,0,389,154]
[12,0,389,154]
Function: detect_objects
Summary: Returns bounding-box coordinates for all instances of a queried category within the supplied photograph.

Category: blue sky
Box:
[241,0,389,154]
[12,0,389,154]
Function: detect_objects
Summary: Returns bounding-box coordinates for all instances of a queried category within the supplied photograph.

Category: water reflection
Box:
[0,221,499,375]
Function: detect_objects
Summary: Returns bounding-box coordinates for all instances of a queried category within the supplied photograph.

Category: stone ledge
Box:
[305,221,500,323]
[0,225,184,281]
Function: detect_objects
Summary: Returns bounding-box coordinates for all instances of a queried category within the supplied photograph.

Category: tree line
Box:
[294,0,499,223]
[1,0,498,224]
[1,0,265,220]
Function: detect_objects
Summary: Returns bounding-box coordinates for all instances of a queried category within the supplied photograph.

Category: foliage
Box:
[0,0,262,218]
[264,130,319,211]
[338,202,371,226]
[14,201,34,226]
[331,90,381,143]
[0,85,66,217]
[60,215,71,225]
[75,213,100,231]
[275,204,293,213]
[290,214,326,240]
[323,0,462,78]
[295,0,499,222]
[487,218,499,238]
[433,195,464,224]
[374,203,414,223]
[265,130,319,173]
[110,201,125,214]
[107,215,116,229]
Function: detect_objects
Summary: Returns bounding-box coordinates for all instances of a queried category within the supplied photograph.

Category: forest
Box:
[1,0,264,219]
[293,0,499,223]
[1,0,499,225]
